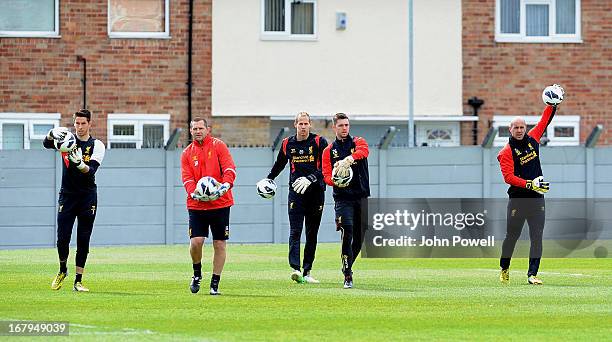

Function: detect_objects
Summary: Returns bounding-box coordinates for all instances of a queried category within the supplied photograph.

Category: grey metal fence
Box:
[1,146,611,248]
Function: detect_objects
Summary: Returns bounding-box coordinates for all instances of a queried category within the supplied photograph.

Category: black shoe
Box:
[210,278,220,295]
[190,276,202,293]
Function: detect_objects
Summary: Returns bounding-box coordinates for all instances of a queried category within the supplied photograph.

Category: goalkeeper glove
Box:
[47,127,69,141]
[68,148,87,171]
[338,155,354,169]
[190,192,219,202]
[190,192,205,201]
[215,182,231,198]
[292,175,316,194]
[333,164,351,178]
[526,176,550,194]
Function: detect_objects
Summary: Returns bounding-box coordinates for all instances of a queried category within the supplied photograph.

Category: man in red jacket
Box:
[321,113,370,289]
[497,85,564,285]
[181,117,236,295]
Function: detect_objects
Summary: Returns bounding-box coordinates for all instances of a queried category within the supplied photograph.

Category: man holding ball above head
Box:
[260,112,328,284]
[497,84,564,285]
[44,109,106,292]
[322,113,370,289]
[181,117,236,295]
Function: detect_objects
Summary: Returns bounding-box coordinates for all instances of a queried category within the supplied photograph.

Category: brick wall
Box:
[0,0,212,145]
[463,0,612,145]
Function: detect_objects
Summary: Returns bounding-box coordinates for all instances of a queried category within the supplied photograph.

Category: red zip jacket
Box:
[322,135,370,200]
[181,134,236,210]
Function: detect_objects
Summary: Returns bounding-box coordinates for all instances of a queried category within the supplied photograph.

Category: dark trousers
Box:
[334,199,366,276]
[500,198,545,276]
[288,189,324,272]
[57,192,97,269]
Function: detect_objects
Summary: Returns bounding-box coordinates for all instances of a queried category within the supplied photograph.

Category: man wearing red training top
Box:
[181,117,236,295]
[497,85,565,285]
[321,113,370,289]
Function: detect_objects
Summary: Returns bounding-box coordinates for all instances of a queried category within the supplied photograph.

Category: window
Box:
[554,126,574,137]
[261,0,317,40]
[492,115,579,146]
[0,0,60,37]
[0,113,60,150]
[108,0,170,39]
[107,114,169,149]
[496,0,581,43]
[417,122,460,147]
[497,124,538,138]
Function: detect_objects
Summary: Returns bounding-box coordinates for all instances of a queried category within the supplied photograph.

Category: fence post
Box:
[481,127,497,198]
[378,150,387,198]
[482,148,491,198]
[54,152,62,247]
[271,128,289,243]
[164,150,175,245]
[272,154,283,244]
[585,125,603,198]
[378,127,397,198]
[586,148,594,198]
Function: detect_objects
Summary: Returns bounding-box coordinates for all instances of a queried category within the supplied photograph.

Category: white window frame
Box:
[108,0,170,39]
[0,0,60,38]
[495,0,582,43]
[493,115,580,146]
[416,122,460,147]
[260,0,317,41]
[0,113,60,149]
[107,114,170,149]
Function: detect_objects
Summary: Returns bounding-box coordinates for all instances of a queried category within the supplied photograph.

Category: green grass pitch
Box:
[1,243,610,341]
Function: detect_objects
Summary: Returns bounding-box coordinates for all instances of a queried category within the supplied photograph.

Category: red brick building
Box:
[0,0,211,148]
[1,1,609,149]
[463,0,611,146]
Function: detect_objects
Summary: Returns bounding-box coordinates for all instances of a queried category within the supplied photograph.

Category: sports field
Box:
[1,243,610,341]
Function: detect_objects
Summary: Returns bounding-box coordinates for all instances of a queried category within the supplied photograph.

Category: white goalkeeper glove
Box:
[47,127,69,141]
[526,176,550,194]
[190,192,205,201]
[338,155,354,169]
[215,182,231,198]
[292,176,313,194]
[333,163,351,178]
[190,191,219,202]
[68,148,87,171]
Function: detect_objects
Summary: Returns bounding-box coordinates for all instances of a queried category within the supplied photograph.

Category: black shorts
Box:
[288,188,325,215]
[58,192,98,221]
[334,199,365,228]
[188,207,230,240]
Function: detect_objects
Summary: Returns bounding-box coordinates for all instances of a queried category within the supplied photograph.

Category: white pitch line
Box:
[70,323,156,335]
[2,318,209,341]
[1,318,157,336]
[474,268,606,277]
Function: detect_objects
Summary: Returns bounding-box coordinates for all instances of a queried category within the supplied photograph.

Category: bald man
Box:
[497,86,564,285]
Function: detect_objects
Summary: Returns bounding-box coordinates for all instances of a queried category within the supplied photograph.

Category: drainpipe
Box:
[187,0,194,143]
[76,55,87,109]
